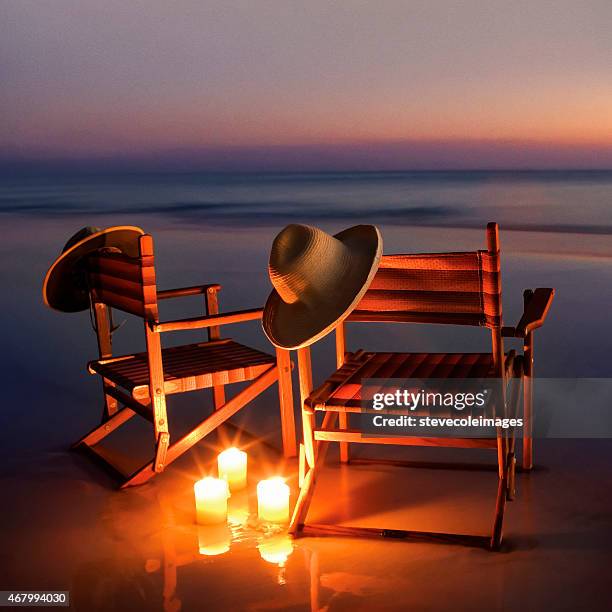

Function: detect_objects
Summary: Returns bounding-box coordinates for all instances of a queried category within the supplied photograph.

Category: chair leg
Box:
[506,367,521,500]
[154,431,170,473]
[496,432,505,479]
[298,412,334,488]
[522,321,535,470]
[289,467,317,535]
[490,424,507,550]
[290,346,326,534]
[211,384,230,449]
[92,303,119,421]
[102,382,119,420]
[291,413,334,534]
[73,407,136,449]
[292,346,316,534]
[298,443,306,487]
[276,349,297,458]
[490,469,507,550]
[507,453,516,501]
[523,374,533,470]
[302,411,316,477]
[297,347,315,467]
[290,414,331,535]
[334,323,350,464]
[212,384,226,410]
[339,413,350,463]
[205,287,226,412]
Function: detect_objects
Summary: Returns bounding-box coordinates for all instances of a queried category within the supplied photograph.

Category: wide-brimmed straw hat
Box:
[43,225,144,313]
[262,224,382,349]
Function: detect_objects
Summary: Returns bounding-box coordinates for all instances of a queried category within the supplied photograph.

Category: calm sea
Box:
[2,170,612,234]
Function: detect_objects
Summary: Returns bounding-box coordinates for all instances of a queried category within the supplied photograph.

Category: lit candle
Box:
[194,477,230,525]
[257,477,290,523]
[217,447,248,491]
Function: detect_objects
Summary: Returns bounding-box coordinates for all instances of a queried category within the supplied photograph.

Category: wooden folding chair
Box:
[73,233,297,487]
[290,223,554,550]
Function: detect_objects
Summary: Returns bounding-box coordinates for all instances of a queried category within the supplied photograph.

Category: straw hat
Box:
[263,224,382,349]
[43,225,144,312]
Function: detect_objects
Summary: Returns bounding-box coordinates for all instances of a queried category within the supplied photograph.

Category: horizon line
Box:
[2,161,612,172]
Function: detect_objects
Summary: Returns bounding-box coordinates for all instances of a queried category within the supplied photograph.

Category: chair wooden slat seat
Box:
[309,350,517,413]
[89,339,276,400]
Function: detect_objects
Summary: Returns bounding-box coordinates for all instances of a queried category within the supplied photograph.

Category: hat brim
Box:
[43,226,145,312]
[262,225,382,349]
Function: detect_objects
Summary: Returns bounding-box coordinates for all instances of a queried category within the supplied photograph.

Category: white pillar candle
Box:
[257,477,290,523]
[217,447,248,491]
[194,477,230,525]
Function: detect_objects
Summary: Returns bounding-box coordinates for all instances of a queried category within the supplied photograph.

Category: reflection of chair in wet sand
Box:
[290,224,554,549]
[54,230,297,487]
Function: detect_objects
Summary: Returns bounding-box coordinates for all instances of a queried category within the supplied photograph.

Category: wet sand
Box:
[1,438,611,610]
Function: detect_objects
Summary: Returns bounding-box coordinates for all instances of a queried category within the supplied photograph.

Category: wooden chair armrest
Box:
[152,308,263,333]
[502,288,555,338]
[157,283,221,300]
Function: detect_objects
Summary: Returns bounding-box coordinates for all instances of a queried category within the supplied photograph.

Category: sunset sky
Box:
[1,1,611,169]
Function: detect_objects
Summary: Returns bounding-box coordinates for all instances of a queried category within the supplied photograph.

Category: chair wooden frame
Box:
[73,234,297,488]
[502,287,554,469]
[289,223,554,550]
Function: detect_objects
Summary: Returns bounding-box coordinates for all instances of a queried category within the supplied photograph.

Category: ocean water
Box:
[2,169,612,233]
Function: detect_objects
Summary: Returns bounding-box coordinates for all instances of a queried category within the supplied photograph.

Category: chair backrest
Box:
[349,223,502,329]
[87,234,159,322]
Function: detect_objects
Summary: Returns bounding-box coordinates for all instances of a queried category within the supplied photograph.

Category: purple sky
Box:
[1,1,611,169]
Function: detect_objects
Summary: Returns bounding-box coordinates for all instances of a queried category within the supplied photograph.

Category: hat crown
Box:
[62,226,101,254]
[269,224,352,306]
